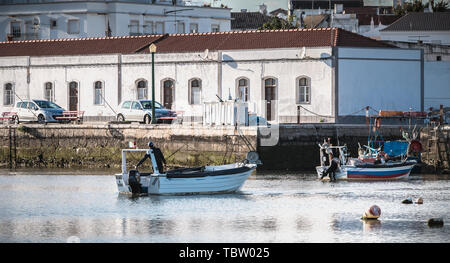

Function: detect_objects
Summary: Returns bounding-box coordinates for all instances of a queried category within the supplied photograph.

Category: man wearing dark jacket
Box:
[136,141,166,173]
[320,152,339,181]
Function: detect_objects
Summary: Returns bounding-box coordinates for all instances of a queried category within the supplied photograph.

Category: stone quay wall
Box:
[0,124,257,170]
[420,125,450,173]
[257,124,410,171]
[0,123,441,172]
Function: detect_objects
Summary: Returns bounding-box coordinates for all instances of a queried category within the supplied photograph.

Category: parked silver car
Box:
[12,100,66,124]
[116,100,177,124]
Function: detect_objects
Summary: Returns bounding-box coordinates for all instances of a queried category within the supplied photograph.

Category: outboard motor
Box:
[245,151,262,165]
[128,169,141,195]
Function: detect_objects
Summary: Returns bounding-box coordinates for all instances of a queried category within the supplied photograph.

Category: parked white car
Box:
[12,100,66,124]
[116,100,177,124]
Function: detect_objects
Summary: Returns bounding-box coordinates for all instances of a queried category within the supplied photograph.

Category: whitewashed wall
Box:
[337,47,422,117]
[221,47,334,122]
[0,46,426,124]
[0,47,333,123]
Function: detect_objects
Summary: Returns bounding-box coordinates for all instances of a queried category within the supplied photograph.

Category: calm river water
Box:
[0,169,449,243]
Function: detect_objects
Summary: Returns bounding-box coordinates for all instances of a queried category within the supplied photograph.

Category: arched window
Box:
[136,80,148,100]
[297,77,311,104]
[236,77,249,102]
[3,83,14,106]
[94,81,104,105]
[44,82,54,102]
[189,78,201,105]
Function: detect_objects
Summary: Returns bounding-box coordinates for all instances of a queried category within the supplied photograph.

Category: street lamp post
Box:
[149,43,157,124]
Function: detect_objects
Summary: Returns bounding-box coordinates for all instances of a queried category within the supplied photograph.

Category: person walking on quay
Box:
[135,141,167,173]
[320,151,340,182]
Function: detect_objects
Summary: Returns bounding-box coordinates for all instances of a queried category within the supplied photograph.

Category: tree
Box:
[394,0,424,15]
[394,0,449,15]
[259,16,298,30]
[430,0,450,12]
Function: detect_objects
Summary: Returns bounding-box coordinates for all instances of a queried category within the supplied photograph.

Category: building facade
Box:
[0,28,424,123]
[387,40,450,110]
[0,0,231,41]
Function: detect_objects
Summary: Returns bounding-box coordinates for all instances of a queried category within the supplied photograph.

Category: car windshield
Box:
[140,100,163,110]
[33,100,61,109]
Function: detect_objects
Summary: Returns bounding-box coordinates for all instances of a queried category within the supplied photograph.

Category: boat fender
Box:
[410,140,423,153]
[128,169,141,194]
[402,197,413,204]
[362,205,381,220]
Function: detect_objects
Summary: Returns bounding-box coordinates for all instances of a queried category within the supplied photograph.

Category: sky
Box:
[206,0,288,12]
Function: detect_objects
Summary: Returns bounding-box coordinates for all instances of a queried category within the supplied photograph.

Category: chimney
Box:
[241,9,247,13]
[259,3,267,15]
[334,4,343,14]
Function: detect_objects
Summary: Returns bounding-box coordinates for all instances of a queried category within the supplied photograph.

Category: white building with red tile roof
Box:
[0,0,231,41]
[0,28,426,123]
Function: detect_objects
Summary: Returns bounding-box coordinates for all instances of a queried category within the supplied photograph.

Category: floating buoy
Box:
[402,197,413,204]
[427,218,444,228]
[415,197,423,204]
[362,205,381,220]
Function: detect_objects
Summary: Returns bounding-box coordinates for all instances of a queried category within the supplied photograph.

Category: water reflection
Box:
[362,219,381,233]
[0,172,449,242]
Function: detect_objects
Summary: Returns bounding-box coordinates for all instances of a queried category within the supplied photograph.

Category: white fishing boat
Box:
[316,144,416,181]
[115,149,260,195]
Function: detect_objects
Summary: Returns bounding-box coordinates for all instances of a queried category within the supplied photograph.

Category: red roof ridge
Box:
[0,33,165,44]
[0,28,345,44]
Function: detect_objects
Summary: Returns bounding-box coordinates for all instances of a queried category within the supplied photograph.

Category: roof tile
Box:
[0,28,394,57]
[381,12,450,32]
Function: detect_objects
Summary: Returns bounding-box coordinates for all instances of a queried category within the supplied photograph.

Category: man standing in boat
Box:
[320,151,339,181]
[135,141,167,173]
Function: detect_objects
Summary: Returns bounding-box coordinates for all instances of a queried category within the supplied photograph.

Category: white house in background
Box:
[0,0,231,41]
[0,28,424,124]
[380,12,450,45]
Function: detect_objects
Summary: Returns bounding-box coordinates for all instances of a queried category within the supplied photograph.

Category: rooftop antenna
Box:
[299,46,306,59]
[200,48,210,60]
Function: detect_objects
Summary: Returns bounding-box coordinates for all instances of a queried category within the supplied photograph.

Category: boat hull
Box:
[116,164,256,195]
[316,164,415,180]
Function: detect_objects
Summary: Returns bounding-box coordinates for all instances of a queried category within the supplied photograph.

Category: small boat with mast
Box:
[315,109,425,180]
[316,143,416,180]
[116,148,260,195]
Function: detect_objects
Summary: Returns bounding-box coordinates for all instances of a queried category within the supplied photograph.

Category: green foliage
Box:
[259,16,298,30]
[431,0,450,11]
[394,0,449,15]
